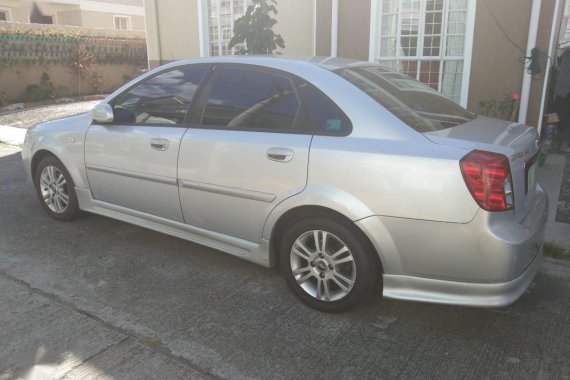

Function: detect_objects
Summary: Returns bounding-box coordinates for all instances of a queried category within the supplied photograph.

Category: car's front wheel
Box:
[34,156,80,221]
[279,217,379,312]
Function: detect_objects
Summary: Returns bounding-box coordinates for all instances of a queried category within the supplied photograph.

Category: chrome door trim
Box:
[180,179,276,203]
[86,164,178,186]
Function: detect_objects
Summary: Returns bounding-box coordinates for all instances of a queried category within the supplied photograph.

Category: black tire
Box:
[34,155,81,221]
[279,217,379,312]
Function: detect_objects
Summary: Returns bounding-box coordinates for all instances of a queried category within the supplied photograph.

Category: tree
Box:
[228,0,285,55]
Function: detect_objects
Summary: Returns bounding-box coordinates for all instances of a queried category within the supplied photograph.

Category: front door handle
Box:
[266,147,294,162]
[150,138,169,151]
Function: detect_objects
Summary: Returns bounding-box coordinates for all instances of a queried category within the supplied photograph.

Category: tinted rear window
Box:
[336,66,476,132]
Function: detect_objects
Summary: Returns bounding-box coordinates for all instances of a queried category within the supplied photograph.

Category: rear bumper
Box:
[382,249,541,307]
[357,185,547,307]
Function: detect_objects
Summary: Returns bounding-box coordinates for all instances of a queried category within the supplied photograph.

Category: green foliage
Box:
[56,85,68,98]
[67,45,96,78]
[0,25,147,68]
[477,95,515,120]
[23,84,42,102]
[22,72,68,101]
[67,45,96,94]
[0,90,7,107]
[228,0,285,55]
[89,72,105,94]
[543,242,570,260]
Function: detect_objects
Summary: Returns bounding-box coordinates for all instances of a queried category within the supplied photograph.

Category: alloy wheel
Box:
[39,165,70,214]
[289,230,356,302]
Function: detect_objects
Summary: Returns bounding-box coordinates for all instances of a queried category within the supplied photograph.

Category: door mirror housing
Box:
[92,103,114,123]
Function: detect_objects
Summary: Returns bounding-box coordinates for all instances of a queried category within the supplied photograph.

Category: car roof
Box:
[163,55,374,72]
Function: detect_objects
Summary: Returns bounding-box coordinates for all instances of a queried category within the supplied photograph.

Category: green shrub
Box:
[22,72,68,101]
[478,95,515,120]
[89,72,105,94]
[56,85,68,98]
[23,84,42,101]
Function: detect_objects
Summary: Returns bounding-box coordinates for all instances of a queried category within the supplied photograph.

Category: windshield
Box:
[335,65,476,132]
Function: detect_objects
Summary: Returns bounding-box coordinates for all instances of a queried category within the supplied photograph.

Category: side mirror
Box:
[92,103,114,123]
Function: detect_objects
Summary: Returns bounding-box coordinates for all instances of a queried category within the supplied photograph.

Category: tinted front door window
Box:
[112,66,209,124]
[201,66,300,131]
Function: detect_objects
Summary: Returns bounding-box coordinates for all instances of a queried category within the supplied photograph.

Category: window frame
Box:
[192,63,313,135]
[0,7,12,22]
[369,0,476,107]
[113,15,131,30]
[206,0,249,56]
[103,63,214,128]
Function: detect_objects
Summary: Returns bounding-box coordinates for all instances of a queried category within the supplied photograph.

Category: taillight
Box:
[460,150,514,212]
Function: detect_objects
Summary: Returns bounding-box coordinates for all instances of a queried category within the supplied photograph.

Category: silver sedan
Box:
[22,56,548,312]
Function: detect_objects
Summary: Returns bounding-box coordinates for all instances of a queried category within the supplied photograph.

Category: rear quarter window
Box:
[297,80,352,136]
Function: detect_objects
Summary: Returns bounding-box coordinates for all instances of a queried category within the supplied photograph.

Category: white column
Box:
[518,0,543,125]
[198,0,210,57]
[150,0,163,65]
[368,0,378,62]
[537,0,561,133]
[313,0,317,56]
[331,0,339,57]
[459,0,477,108]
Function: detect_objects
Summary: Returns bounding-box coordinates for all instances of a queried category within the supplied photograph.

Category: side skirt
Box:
[75,187,273,267]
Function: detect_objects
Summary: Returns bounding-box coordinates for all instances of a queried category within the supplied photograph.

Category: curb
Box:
[0,95,107,115]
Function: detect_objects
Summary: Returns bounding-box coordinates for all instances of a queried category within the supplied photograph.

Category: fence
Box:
[0,21,147,103]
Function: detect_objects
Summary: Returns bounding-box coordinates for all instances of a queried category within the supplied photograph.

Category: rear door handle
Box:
[150,138,169,151]
[266,147,294,162]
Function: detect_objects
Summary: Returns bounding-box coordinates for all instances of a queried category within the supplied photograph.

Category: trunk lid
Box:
[424,116,541,220]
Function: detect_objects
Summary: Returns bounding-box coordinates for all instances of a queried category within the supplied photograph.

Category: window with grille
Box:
[373,0,470,104]
[114,15,130,30]
[0,11,8,22]
[208,0,248,56]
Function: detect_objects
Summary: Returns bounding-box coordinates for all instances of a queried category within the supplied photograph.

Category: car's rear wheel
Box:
[279,217,379,312]
[34,156,80,221]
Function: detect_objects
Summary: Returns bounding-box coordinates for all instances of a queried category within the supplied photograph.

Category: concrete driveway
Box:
[0,101,100,130]
[1,145,570,379]
[0,102,100,146]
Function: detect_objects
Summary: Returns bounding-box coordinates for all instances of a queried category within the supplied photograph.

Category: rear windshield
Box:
[335,66,476,132]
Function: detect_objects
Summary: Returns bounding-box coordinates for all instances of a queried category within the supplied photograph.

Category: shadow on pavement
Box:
[556,156,570,223]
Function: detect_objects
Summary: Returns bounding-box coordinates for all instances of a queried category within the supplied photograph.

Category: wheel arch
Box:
[31,149,58,181]
[268,205,385,275]
[30,144,87,188]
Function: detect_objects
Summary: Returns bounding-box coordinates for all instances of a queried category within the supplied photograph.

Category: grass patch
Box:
[544,242,570,260]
